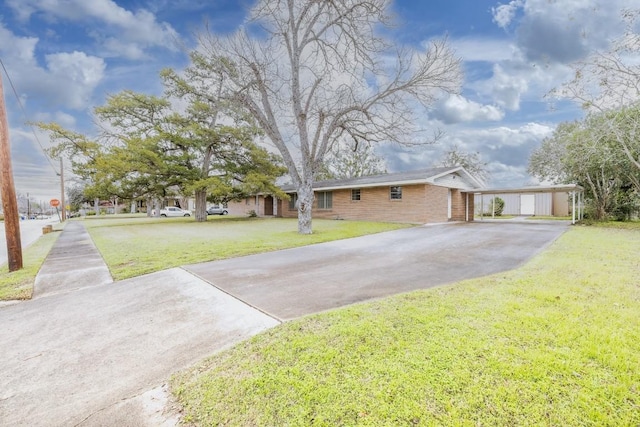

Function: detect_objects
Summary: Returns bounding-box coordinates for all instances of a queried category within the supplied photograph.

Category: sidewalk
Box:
[1,221,279,426]
[34,221,113,298]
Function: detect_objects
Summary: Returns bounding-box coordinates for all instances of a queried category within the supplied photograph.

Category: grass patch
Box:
[0,230,61,300]
[474,215,517,219]
[171,225,640,426]
[579,219,640,230]
[527,215,573,220]
[83,217,410,280]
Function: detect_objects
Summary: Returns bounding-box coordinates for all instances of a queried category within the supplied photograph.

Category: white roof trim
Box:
[474,184,584,194]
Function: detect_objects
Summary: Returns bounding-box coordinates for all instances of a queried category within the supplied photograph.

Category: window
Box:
[288,193,298,210]
[351,189,361,201]
[317,191,333,209]
[390,186,402,200]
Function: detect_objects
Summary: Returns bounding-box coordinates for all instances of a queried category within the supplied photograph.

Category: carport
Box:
[474,184,584,224]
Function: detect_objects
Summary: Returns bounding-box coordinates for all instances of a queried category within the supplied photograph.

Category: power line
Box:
[0,57,60,175]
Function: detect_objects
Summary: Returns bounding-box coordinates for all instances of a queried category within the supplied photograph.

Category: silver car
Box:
[207,205,229,215]
[159,207,191,217]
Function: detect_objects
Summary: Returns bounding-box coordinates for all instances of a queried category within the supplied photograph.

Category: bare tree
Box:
[318,139,387,180]
[189,0,462,233]
[435,144,490,185]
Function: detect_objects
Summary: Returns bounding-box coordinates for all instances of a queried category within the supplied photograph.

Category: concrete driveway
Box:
[185,220,569,320]
[0,219,569,425]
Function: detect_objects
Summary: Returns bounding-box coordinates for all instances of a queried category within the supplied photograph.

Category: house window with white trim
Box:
[351,189,361,201]
[317,191,333,209]
[390,186,402,200]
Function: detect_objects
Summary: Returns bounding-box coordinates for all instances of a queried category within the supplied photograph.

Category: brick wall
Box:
[235,185,475,224]
[280,184,457,223]
[227,197,258,216]
[450,189,475,221]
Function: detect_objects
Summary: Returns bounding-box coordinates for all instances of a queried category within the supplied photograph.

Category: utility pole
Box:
[0,71,23,271]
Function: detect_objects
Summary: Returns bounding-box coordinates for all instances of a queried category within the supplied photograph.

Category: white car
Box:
[159,207,191,217]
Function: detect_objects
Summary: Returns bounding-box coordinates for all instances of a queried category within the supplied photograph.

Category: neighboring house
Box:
[227,166,485,224]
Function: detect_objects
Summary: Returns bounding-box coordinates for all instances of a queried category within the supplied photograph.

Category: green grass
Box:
[0,229,61,300]
[527,215,573,220]
[83,217,410,280]
[171,225,640,426]
[474,215,517,219]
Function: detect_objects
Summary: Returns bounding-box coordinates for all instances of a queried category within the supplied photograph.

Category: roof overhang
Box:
[310,178,431,192]
[428,166,486,189]
[473,184,584,195]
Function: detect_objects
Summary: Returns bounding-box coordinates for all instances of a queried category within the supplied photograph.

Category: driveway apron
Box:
[185,221,569,320]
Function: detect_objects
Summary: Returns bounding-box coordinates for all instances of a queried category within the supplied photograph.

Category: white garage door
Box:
[520,194,535,215]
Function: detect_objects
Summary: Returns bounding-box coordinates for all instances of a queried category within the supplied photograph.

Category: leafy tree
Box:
[188,0,462,233]
[435,144,490,185]
[160,69,287,221]
[66,183,90,212]
[528,114,638,220]
[38,87,286,221]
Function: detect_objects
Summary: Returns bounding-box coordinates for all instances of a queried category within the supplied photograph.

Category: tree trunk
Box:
[297,179,314,235]
[194,189,207,222]
[153,198,162,217]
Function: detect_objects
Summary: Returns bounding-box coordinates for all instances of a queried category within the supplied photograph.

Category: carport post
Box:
[465,193,469,221]
[571,191,576,224]
[579,191,583,220]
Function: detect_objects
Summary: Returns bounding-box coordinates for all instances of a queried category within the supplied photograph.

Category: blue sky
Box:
[0,0,635,202]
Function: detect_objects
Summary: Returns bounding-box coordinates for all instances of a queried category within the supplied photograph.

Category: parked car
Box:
[207,205,229,215]
[159,207,191,217]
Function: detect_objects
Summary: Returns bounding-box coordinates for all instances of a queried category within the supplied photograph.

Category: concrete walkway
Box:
[33,222,113,297]
[0,219,570,425]
[0,222,279,426]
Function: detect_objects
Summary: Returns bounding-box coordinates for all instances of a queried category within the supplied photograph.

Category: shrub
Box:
[487,197,505,216]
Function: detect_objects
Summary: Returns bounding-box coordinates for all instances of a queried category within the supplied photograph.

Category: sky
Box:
[0,0,636,204]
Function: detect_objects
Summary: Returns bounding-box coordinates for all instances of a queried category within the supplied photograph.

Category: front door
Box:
[264,196,274,216]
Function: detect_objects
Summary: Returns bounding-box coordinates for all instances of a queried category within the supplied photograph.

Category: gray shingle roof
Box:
[280,166,477,192]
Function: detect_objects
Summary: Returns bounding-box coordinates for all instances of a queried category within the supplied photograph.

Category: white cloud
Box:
[487,63,529,111]
[433,95,504,124]
[6,0,179,59]
[380,120,554,186]
[491,0,524,29]
[481,0,639,111]
[0,23,106,110]
[45,52,106,108]
[451,37,517,63]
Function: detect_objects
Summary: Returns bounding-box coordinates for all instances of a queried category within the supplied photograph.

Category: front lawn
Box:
[83,217,410,280]
[171,225,640,426]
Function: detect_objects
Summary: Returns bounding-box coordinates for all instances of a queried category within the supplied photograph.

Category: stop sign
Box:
[50,199,60,207]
